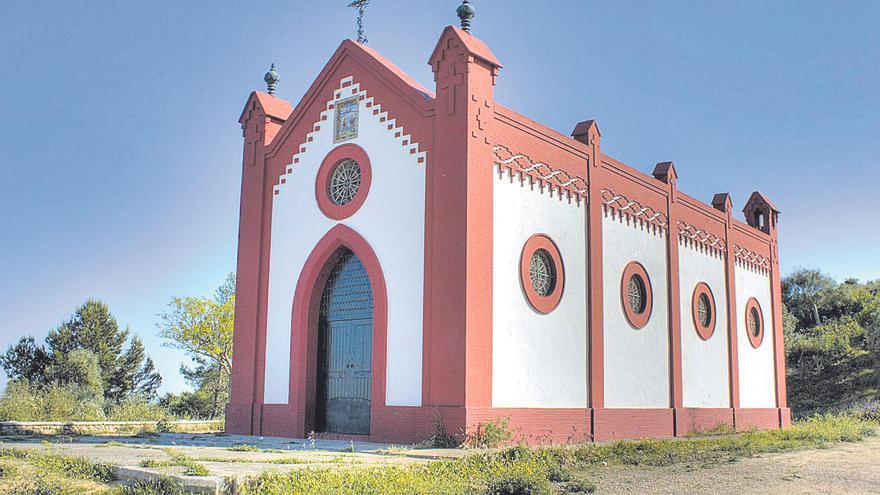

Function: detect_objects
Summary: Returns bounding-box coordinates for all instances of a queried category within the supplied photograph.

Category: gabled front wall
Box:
[264,77,427,407]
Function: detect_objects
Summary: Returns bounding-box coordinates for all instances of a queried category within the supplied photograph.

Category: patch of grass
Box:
[121,476,190,495]
[0,449,118,495]
[685,422,737,437]
[237,450,557,495]
[95,441,127,448]
[563,414,876,469]
[236,415,877,495]
[0,460,17,478]
[138,449,209,477]
[0,448,114,482]
[189,455,307,465]
[266,457,308,464]
[229,443,284,453]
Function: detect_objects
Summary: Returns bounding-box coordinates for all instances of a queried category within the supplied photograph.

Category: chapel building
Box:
[226,7,790,444]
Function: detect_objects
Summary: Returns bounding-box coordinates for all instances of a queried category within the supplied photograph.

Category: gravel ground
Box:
[583,436,880,494]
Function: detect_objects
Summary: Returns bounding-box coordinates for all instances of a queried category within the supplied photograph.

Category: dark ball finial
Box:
[264,63,280,96]
[457,0,475,32]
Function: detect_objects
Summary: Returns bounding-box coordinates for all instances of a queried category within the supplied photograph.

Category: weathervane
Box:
[348,0,371,44]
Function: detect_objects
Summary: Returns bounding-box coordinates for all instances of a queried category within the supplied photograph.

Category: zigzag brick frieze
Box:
[600,188,668,231]
[492,144,589,206]
[677,220,726,256]
[733,244,771,274]
[273,76,427,197]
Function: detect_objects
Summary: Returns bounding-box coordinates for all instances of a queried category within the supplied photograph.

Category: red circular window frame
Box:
[691,282,716,340]
[315,143,372,220]
[520,234,565,314]
[745,297,764,348]
[620,261,653,329]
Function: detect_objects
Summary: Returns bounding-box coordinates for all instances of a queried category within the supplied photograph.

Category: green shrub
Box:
[106,397,169,422]
[484,472,550,495]
[564,478,596,493]
[545,463,571,482]
[0,381,105,422]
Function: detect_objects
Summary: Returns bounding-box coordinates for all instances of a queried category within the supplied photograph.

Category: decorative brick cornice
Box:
[733,244,771,274]
[677,220,725,256]
[600,188,668,230]
[273,76,427,197]
[492,144,588,205]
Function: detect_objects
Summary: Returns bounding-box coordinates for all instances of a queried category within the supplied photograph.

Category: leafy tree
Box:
[45,299,161,401]
[158,273,235,418]
[782,268,835,327]
[0,336,51,384]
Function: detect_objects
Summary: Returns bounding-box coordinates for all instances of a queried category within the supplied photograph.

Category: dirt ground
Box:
[583,436,880,494]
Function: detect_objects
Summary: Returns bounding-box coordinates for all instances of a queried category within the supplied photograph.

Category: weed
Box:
[229,444,260,452]
[465,417,513,449]
[425,413,461,448]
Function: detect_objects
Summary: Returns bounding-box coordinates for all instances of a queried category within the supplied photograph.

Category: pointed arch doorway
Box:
[316,247,373,434]
[291,224,387,440]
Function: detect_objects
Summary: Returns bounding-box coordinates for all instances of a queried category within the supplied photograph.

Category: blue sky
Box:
[1,1,878,394]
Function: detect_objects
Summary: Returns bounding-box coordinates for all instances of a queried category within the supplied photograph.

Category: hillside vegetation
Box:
[783,269,880,417]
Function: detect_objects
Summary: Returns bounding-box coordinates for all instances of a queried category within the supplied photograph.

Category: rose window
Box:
[329,159,362,206]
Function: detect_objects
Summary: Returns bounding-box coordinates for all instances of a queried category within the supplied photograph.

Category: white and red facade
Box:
[226,26,790,444]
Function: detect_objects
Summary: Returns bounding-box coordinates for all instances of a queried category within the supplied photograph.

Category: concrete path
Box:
[0,432,462,493]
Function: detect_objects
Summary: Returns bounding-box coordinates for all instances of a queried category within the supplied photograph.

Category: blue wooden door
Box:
[317,249,373,434]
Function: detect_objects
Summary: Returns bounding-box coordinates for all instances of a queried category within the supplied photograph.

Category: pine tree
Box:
[0,336,51,384]
[44,299,161,401]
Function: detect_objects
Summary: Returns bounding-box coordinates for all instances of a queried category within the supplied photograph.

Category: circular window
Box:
[627,275,647,314]
[529,249,556,296]
[520,235,564,314]
[621,261,653,329]
[328,159,362,205]
[691,282,716,340]
[745,298,764,348]
[316,143,372,220]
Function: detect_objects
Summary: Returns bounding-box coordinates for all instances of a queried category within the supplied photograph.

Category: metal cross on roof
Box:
[348,0,371,44]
